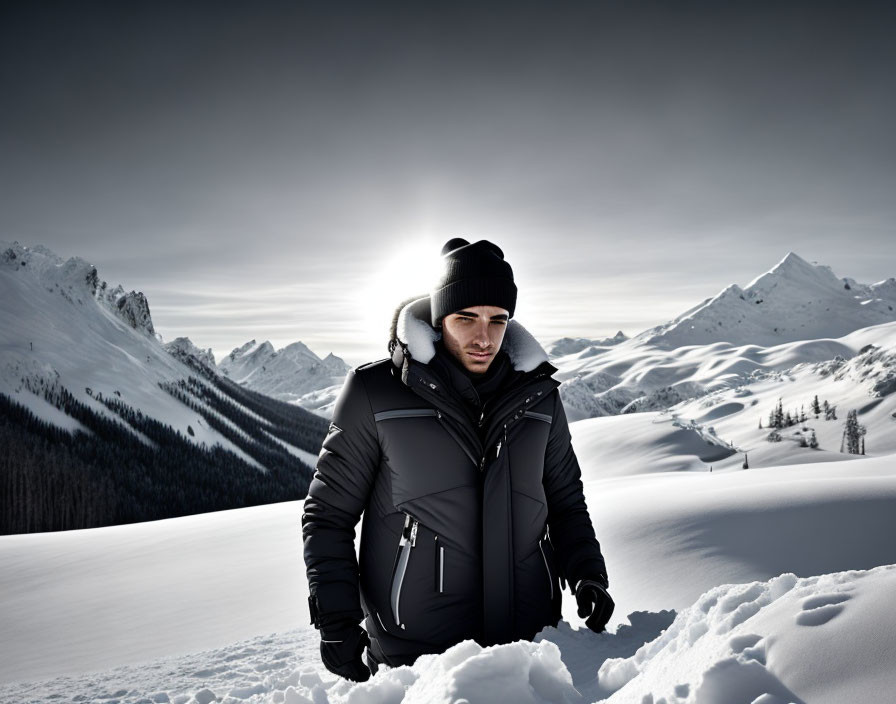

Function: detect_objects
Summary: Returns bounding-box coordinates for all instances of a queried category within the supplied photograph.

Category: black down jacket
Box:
[302,295,608,667]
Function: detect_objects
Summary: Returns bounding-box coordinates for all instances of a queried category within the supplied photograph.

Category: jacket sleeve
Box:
[542,389,608,593]
[302,367,381,629]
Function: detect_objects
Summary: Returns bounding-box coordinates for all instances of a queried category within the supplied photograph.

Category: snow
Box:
[597,565,896,704]
[3,244,896,702]
[218,337,349,405]
[0,242,255,461]
[2,452,895,702]
[552,255,896,420]
[577,454,896,630]
[1,242,344,433]
[638,251,896,349]
[0,503,307,684]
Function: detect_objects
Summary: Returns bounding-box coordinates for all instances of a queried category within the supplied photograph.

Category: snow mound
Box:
[6,566,895,703]
[352,639,579,704]
[599,564,896,704]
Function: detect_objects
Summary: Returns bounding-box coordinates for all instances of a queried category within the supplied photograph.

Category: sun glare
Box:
[356,241,443,343]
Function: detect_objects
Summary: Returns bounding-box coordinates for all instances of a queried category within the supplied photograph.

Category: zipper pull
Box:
[409,519,418,546]
[496,424,507,458]
[399,513,412,546]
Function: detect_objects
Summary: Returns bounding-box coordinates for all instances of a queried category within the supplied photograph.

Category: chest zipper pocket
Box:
[391,512,419,629]
[524,410,553,424]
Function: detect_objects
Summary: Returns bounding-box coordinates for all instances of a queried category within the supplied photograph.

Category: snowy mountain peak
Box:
[637,252,896,349]
[280,340,320,365]
[3,241,97,294]
[745,250,841,295]
[1,241,158,337]
[777,250,813,270]
[164,336,217,372]
[225,339,275,363]
[217,337,349,403]
[113,291,156,337]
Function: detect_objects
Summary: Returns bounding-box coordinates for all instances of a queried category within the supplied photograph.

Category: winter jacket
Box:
[302,295,608,667]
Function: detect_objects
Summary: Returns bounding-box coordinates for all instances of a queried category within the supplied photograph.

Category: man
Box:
[302,238,613,681]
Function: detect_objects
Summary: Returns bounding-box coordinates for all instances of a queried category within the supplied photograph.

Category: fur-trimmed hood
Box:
[387,294,550,373]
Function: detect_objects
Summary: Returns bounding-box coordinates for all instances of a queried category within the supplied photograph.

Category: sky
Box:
[1,0,894,367]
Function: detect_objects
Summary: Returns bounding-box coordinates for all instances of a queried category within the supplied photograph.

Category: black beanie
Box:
[430,238,517,327]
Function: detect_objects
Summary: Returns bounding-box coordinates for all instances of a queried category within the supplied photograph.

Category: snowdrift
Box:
[2,452,895,702]
[4,566,894,703]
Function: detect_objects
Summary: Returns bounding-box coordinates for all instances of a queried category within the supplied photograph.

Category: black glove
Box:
[575,575,615,633]
[319,622,371,682]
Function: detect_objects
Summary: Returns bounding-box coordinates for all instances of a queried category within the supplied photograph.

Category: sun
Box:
[355,240,443,342]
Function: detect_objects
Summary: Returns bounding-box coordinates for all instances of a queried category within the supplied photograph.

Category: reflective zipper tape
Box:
[375,408,438,422]
[538,539,554,600]
[524,410,553,424]
[391,514,418,628]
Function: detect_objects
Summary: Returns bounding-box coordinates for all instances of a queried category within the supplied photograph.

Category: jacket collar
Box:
[388,294,550,373]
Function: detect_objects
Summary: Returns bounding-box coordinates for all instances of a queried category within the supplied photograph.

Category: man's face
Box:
[440,305,509,375]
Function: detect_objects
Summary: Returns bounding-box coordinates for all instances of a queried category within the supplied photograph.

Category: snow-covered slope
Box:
[554,319,896,422]
[218,338,349,411]
[551,253,896,420]
[567,328,896,474]
[3,244,896,701]
[548,332,628,358]
[0,241,323,531]
[638,251,896,349]
[2,451,894,702]
[0,241,228,450]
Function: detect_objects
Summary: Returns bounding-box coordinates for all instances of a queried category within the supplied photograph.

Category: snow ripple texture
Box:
[4,565,896,704]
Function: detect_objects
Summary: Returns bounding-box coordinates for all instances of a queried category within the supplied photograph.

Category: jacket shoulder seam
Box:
[352,366,378,430]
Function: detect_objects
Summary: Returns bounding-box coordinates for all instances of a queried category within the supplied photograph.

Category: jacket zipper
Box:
[391,512,418,629]
[434,535,444,593]
[538,537,554,601]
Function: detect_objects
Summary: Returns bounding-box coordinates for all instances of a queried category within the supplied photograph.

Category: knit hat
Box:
[430,238,517,327]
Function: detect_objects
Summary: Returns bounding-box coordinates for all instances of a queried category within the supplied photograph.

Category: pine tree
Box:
[742,453,749,469]
[842,410,866,454]
[812,395,821,417]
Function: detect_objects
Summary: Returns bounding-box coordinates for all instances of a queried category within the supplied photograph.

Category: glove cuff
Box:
[575,574,609,596]
[319,619,364,642]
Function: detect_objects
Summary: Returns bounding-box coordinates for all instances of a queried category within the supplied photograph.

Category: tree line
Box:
[762,395,868,454]
[1,373,325,534]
